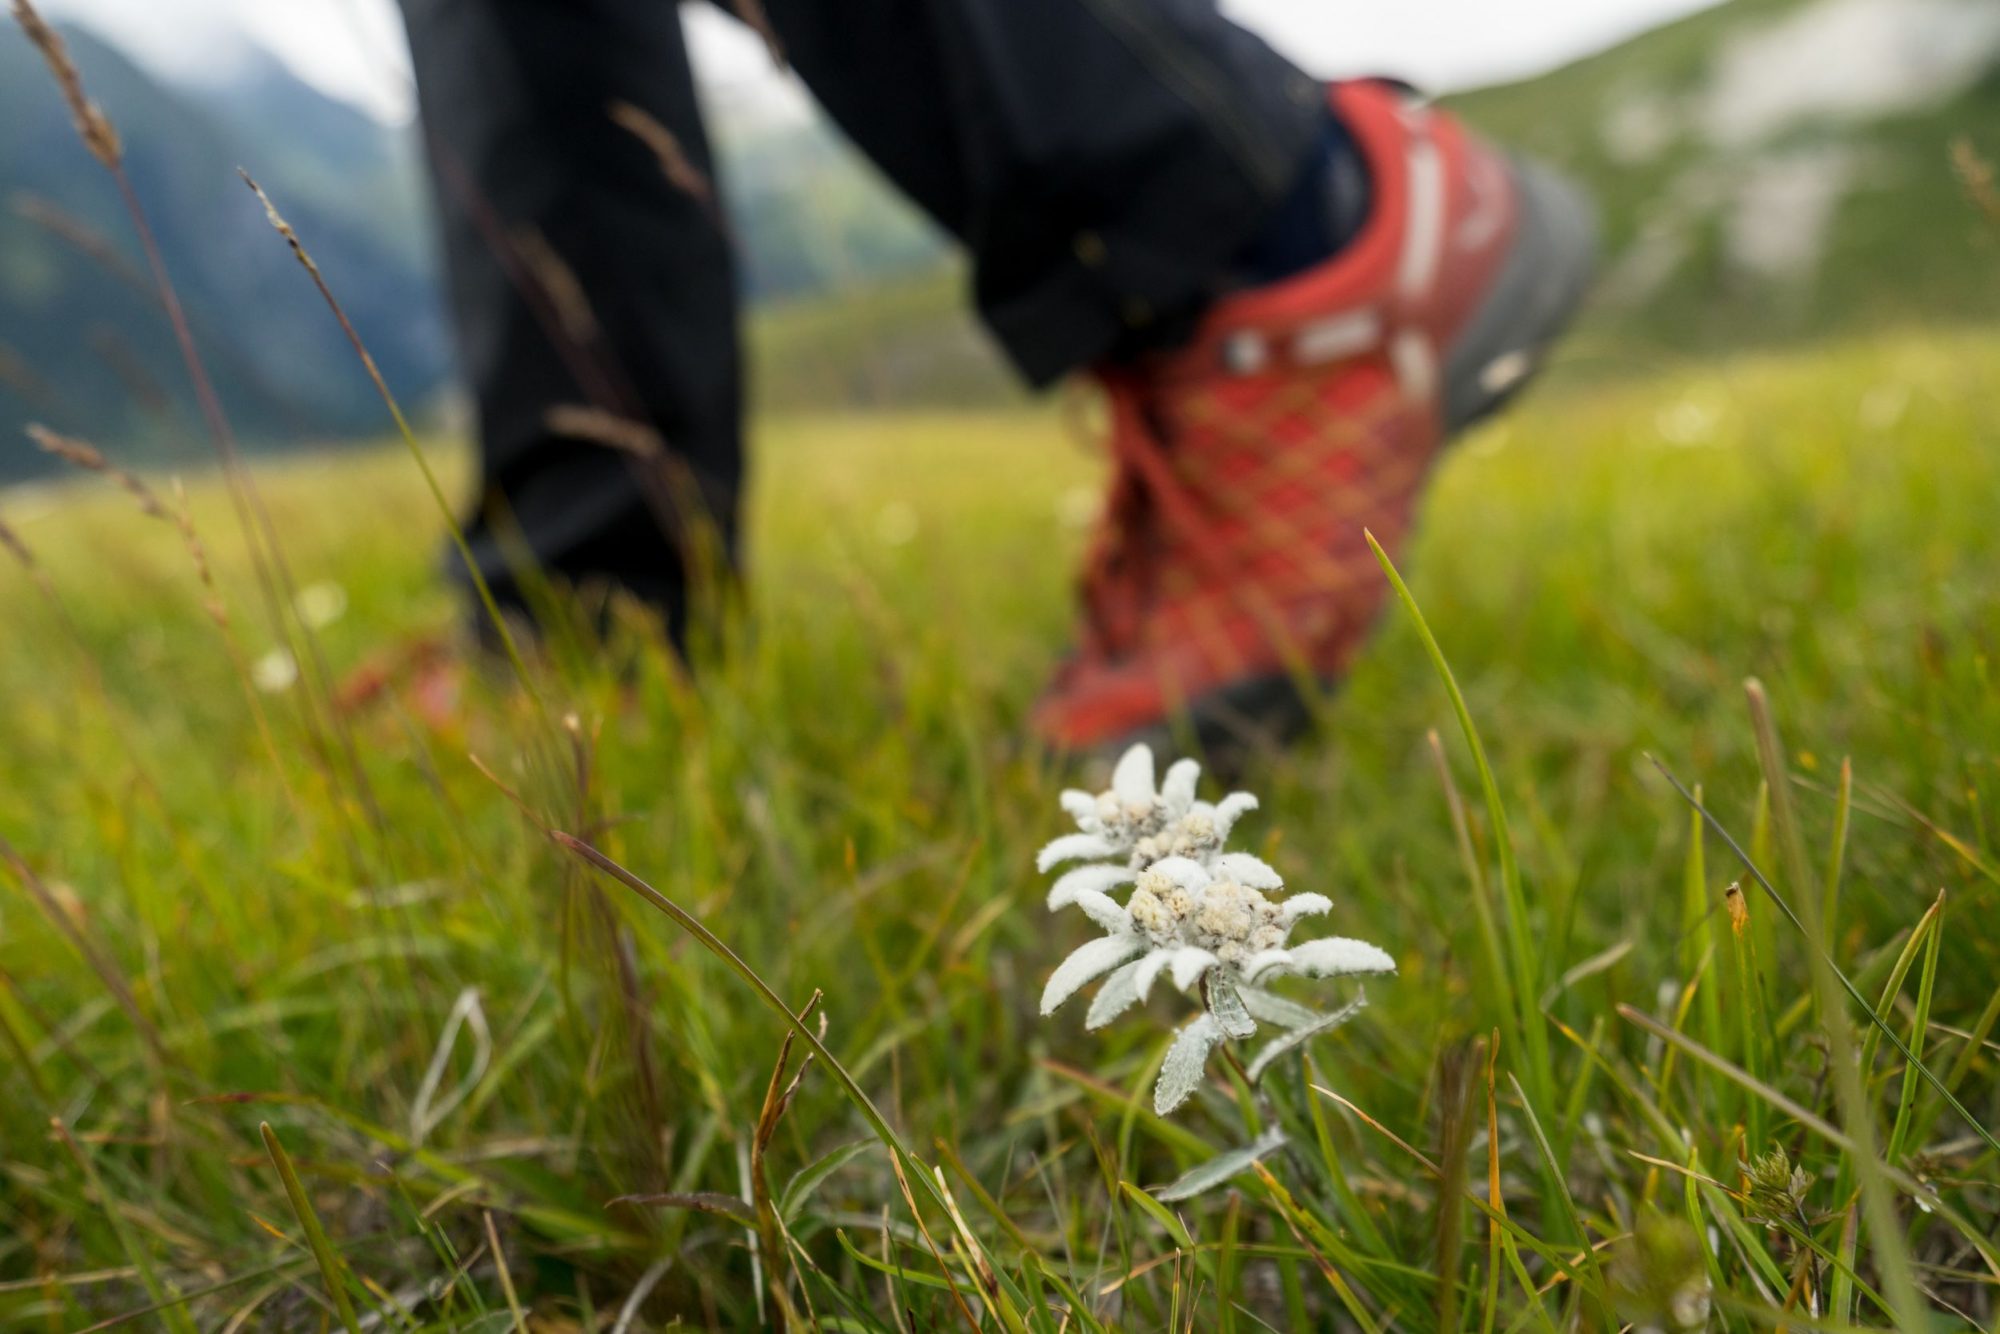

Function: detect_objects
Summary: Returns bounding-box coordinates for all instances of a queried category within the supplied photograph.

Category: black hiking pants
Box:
[399,0,1325,634]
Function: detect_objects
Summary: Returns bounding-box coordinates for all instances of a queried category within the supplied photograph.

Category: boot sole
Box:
[1443,156,1600,434]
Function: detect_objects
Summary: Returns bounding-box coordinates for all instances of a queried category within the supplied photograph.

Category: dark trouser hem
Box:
[761,0,1327,384]
[404,0,743,628]
[402,0,1326,621]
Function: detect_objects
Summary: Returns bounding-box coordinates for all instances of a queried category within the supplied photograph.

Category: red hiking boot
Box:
[1033,80,1595,756]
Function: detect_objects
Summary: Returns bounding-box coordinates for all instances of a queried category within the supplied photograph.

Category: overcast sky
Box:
[42,0,1726,124]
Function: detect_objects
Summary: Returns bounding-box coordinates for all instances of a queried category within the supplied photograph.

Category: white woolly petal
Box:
[1145,856,1212,892]
[1209,852,1283,891]
[1111,743,1156,805]
[1160,759,1201,817]
[1068,888,1132,934]
[1238,986,1320,1030]
[1242,950,1296,982]
[1037,832,1120,872]
[1169,947,1220,992]
[1040,935,1144,1015]
[1246,994,1367,1083]
[1208,792,1256,836]
[1247,937,1396,982]
[1047,863,1134,909]
[1286,937,1396,976]
[1132,948,1174,1003]
[1085,960,1144,1030]
[1153,1126,1289,1201]
[1155,1014,1222,1115]
[1278,893,1333,925]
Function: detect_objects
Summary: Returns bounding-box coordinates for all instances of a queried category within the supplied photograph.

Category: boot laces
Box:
[1074,371,1237,660]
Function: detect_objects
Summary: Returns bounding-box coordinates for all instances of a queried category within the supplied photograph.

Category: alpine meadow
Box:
[4,0,2000,1329]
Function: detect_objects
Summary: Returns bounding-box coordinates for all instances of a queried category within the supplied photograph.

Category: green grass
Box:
[3,326,1999,1329]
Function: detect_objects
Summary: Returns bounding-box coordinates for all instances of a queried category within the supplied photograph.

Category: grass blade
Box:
[484,1211,529,1332]
[1679,786,1726,1106]
[237,172,541,705]
[1616,1009,1999,1281]
[1882,891,1942,1166]
[1693,693,1925,1329]
[1503,1074,1608,1319]
[1822,756,1853,943]
[1428,729,1507,1019]
[1367,533,1553,1122]
[51,1119,198,1334]
[260,1122,362,1334]
[1726,879,1773,1151]
[550,832,958,1229]
[781,1140,877,1224]
[1853,899,1940,1102]
[1646,758,2000,1158]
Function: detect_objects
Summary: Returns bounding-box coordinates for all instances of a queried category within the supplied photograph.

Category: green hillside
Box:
[10,0,1996,446]
[0,24,451,470]
[1453,0,2000,358]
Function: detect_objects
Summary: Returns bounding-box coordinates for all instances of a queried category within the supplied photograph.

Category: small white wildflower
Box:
[293,580,348,630]
[1037,746,1394,1115]
[1054,483,1099,532]
[1037,743,1260,875]
[252,646,298,693]
[1041,856,1386,1026]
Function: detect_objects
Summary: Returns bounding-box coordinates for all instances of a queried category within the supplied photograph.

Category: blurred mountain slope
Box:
[0,23,447,478]
[1453,0,2000,357]
[5,0,1995,467]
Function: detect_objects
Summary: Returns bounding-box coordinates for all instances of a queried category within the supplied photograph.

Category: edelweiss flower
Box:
[1037,744,1263,891]
[1036,745,1395,1114]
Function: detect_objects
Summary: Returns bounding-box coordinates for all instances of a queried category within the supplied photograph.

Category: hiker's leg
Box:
[401,0,741,641]
[760,0,1328,384]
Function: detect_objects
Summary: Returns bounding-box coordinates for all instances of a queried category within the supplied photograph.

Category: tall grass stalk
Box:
[1648,763,2000,1158]
[10,0,385,851]
[51,1118,197,1334]
[1367,535,1560,1179]
[1666,711,1923,1327]
[237,174,541,707]
[551,831,954,1215]
[259,1122,363,1334]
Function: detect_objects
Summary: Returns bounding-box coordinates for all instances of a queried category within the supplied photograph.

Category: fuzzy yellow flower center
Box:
[1127,873,1286,962]
[1129,809,1219,868]
[1190,881,1286,962]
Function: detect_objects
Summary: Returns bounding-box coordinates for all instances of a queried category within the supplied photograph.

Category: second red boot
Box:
[1034,79,1596,757]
